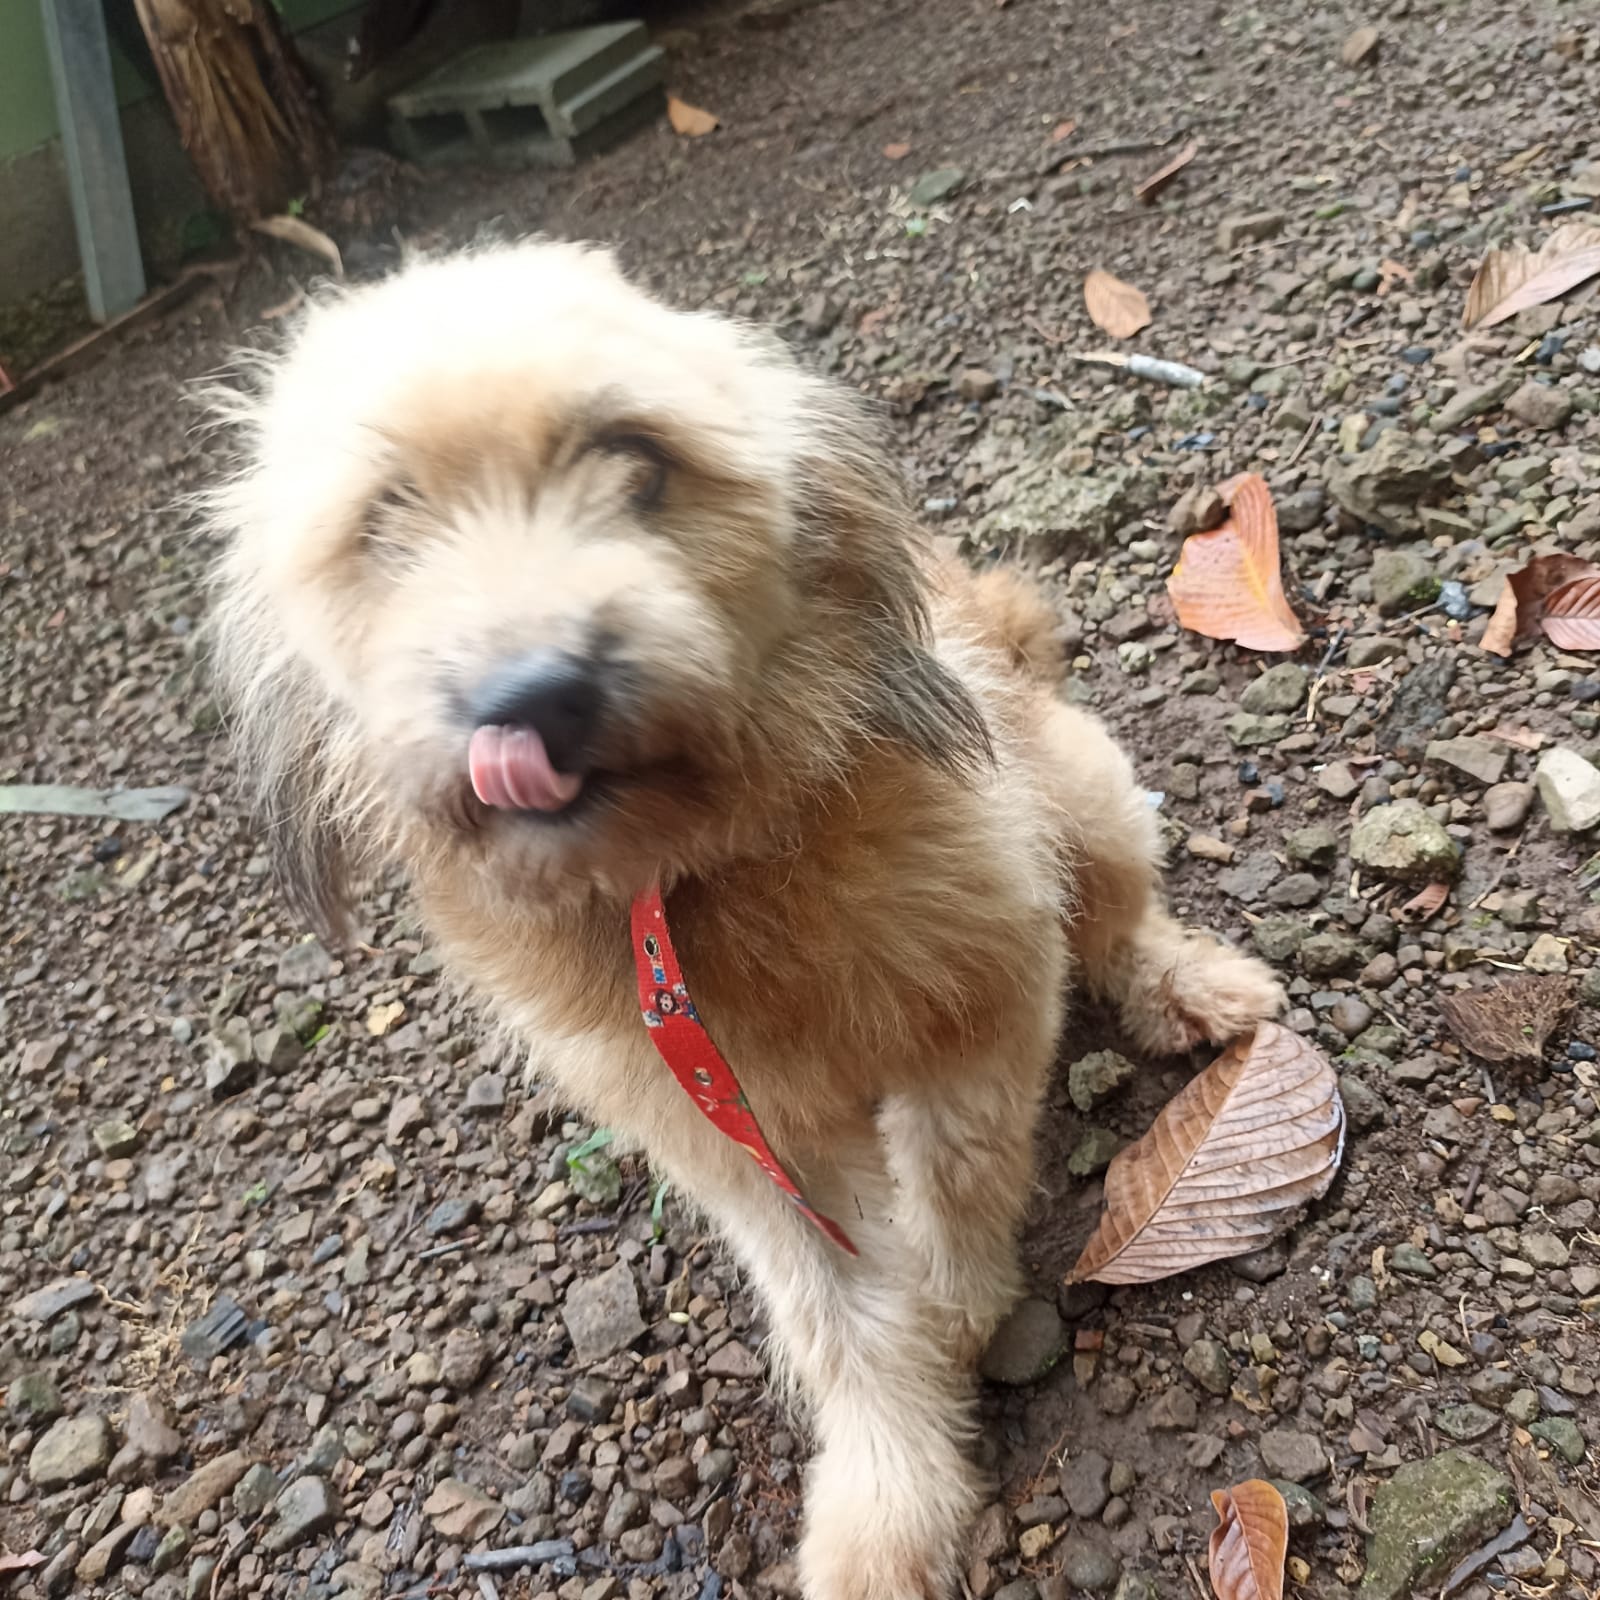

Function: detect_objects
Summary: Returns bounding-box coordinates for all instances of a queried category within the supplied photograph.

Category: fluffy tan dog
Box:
[207,240,1283,1600]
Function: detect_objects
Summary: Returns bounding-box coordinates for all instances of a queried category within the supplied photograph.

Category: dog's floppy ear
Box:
[795,398,992,775]
[202,616,359,942]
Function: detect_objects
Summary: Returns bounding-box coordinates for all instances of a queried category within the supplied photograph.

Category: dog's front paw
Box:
[1131,936,1286,1057]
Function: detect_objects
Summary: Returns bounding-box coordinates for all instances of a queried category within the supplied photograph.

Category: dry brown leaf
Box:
[667,96,720,137]
[1464,222,1600,329]
[1376,257,1413,296]
[1166,475,1307,654]
[1209,1480,1288,1600]
[882,141,911,161]
[1050,118,1078,143]
[1399,881,1450,923]
[1083,269,1151,339]
[1134,139,1198,203]
[250,215,343,277]
[1066,1024,1344,1285]
[1440,975,1576,1066]
[1540,575,1600,651]
[1480,554,1600,657]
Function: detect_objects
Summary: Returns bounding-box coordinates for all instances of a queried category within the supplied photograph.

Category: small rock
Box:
[464,1072,506,1113]
[1350,800,1460,881]
[1225,712,1290,748]
[1066,1127,1124,1176]
[157,1450,252,1527]
[203,1024,255,1099]
[1525,934,1569,974]
[908,168,965,208]
[75,1524,138,1585]
[957,368,1000,403]
[1299,931,1361,978]
[563,1261,646,1364]
[1241,663,1309,714]
[1435,1404,1497,1442]
[1067,1050,1137,1113]
[14,1276,100,1323]
[1505,380,1573,431]
[92,1118,140,1158]
[1217,212,1283,251]
[1482,782,1534,832]
[980,1298,1067,1386]
[1060,1450,1111,1519]
[1529,1417,1585,1464]
[439,1327,490,1390]
[1537,747,1600,833]
[276,938,332,987]
[1183,1339,1233,1396]
[1055,1536,1122,1594]
[1285,824,1338,868]
[180,1296,248,1362]
[1325,429,1452,534]
[125,1393,184,1464]
[1169,485,1226,535]
[8,1372,63,1424]
[1391,1243,1436,1277]
[264,1476,339,1553]
[1148,1386,1198,1430]
[233,1462,278,1518]
[1426,737,1509,787]
[30,1414,113,1488]
[1433,374,1519,432]
[1340,24,1379,65]
[1372,549,1438,615]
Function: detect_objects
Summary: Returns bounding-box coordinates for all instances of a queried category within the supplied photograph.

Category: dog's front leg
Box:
[676,1122,982,1600]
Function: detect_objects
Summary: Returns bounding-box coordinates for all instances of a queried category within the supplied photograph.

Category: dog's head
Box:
[207,241,987,933]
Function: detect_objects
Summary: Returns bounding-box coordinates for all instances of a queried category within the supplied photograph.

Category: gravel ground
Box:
[3,0,1599,1597]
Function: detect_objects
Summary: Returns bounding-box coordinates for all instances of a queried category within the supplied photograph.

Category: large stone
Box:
[979,1298,1067,1386]
[1536,747,1600,833]
[1482,781,1534,831]
[1326,429,1453,535]
[1426,737,1509,787]
[1067,1050,1138,1113]
[976,463,1161,549]
[30,1414,113,1488]
[1350,800,1460,882]
[562,1261,646,1364]
[1371,549,1439,615]
[1360,1449,1512,1600]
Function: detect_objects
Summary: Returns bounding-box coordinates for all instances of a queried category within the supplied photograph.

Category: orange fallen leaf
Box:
[1050,118,1078,143]
[667,96,720,137]
[1480,553,1600,657]
[1209,1480,1288,1600]
[1066,1024,1344,1286]
[1376,257,1413,296]
[882,141,911,160]
[1399,881,1450,923]
[1540,574,1600,650]
[1464,222,1600,329]
[1166,475,1306,653]
[1083,269,1151,339]
[1134,139,1198,203]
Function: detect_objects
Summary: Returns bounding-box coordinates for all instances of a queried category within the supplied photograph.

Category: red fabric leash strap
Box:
[630,886,858,1256]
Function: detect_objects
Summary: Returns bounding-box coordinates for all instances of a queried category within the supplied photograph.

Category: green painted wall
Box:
[0,0,358,162]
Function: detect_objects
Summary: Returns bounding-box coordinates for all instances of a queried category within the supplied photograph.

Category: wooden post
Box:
[39,0,148,322]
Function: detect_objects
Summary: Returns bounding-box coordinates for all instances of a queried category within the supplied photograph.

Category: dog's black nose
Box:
[468,651,605,773]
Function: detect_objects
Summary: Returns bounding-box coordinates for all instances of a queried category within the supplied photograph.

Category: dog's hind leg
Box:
[674,1124,982,1600]
[1041,700,1285,1056]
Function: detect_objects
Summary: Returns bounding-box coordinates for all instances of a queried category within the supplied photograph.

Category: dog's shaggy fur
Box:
[207,240,1284,1600]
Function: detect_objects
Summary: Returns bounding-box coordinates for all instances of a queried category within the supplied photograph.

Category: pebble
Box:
[1482,781,1534,831]
[563,1261,647,1364]
[1259,1427,1327,1482]
[979,1299,1067,1385]
[1059,1450,1111,1519]
[264,1475,339,1552]
[1056,1536,1122,1593]
[29,1413,112,1488]
[1536,747,1600,833]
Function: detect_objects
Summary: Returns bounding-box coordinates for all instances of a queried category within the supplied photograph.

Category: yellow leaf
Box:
[667,96,720,137]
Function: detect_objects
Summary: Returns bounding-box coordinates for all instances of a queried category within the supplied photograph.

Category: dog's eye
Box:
[599,434,669,509]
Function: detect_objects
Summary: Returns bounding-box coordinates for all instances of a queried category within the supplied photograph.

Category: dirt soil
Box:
[3,0,1600,1597]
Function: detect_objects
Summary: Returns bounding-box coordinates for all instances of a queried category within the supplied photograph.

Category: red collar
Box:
[630,885,857,1255]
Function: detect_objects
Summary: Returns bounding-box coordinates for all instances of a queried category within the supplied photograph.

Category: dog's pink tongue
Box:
[469,726,584,812]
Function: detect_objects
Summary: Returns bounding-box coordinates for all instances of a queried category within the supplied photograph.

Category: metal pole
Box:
[38,0,147,321]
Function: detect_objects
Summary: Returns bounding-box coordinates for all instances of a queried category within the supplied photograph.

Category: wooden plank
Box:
[39,0,147,322]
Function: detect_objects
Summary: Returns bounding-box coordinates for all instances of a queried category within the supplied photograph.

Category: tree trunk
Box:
[132,0,333,224]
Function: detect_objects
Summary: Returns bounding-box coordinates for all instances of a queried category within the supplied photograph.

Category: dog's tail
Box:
[965,566,1065,686]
